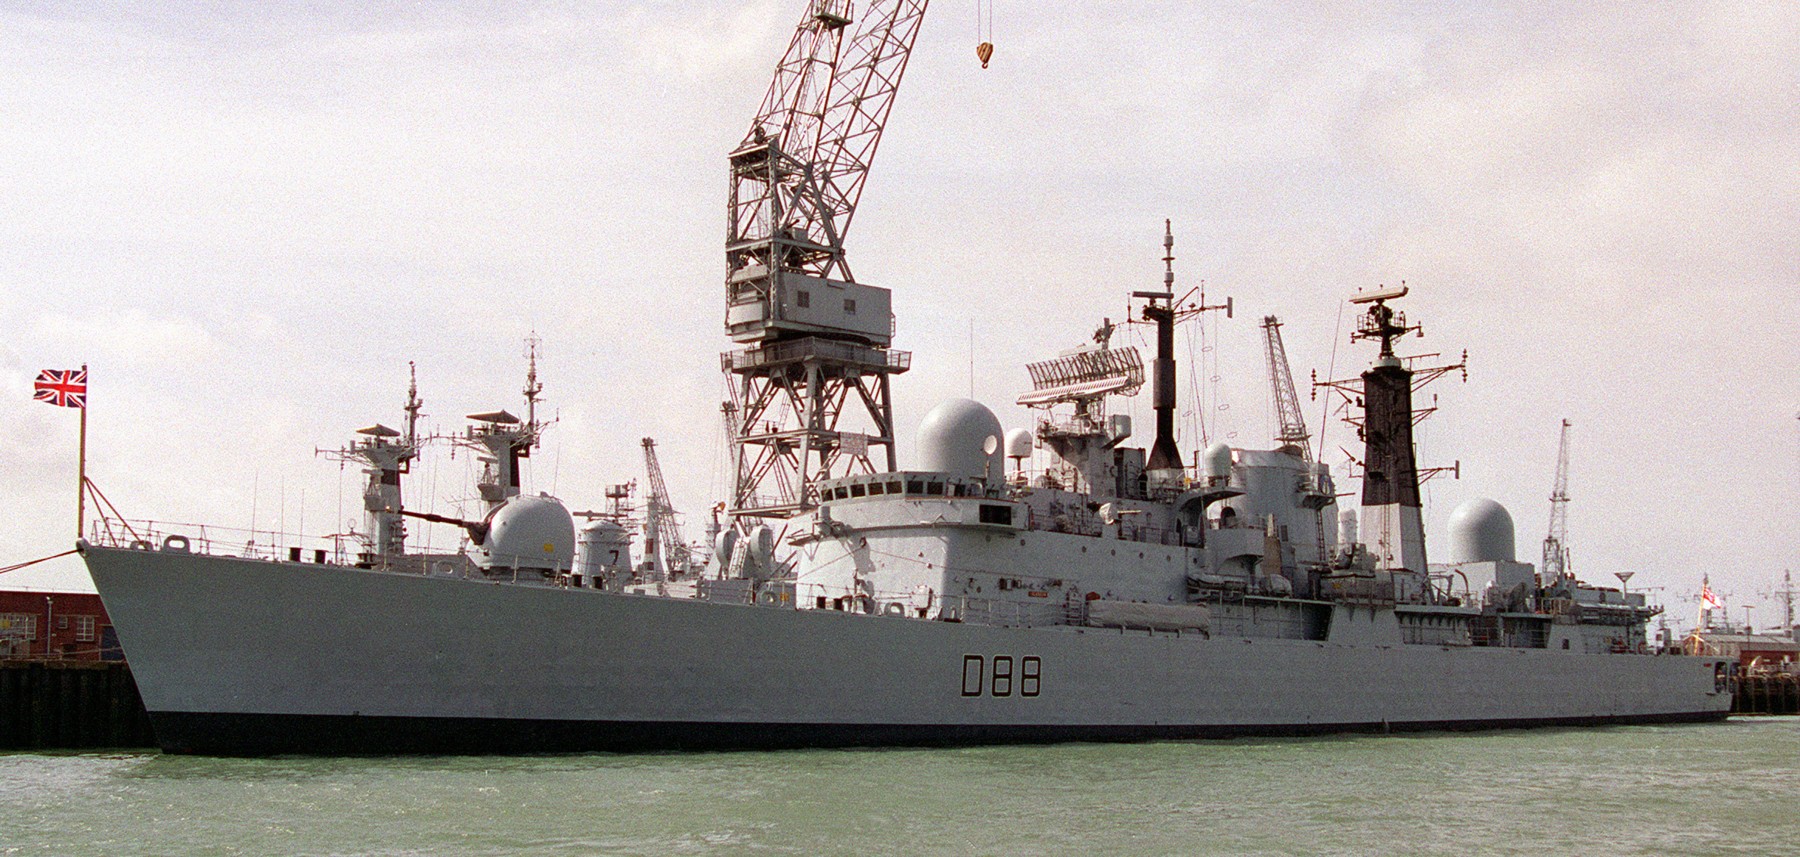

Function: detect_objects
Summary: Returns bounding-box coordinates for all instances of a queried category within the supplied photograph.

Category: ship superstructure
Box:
[778,276,1661,657]
[77,269,1732,754]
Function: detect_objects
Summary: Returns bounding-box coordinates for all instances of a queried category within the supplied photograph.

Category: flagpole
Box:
[76,363,87,542]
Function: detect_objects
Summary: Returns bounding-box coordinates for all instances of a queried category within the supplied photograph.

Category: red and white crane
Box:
[641,437,690,582]
[723,1,930,519]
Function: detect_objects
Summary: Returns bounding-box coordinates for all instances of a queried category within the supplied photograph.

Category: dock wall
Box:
[0,660,157,749]
[1732,674,1800,716]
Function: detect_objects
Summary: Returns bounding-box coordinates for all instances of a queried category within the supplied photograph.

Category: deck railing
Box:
[86,515,368,566]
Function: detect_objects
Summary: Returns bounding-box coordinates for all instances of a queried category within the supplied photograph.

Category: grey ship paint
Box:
[79,285,1732,756]
[76,5,1730,754]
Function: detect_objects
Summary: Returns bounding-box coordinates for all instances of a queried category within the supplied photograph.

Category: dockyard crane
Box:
[1261,316,1312,462]
[723,0,928,520]
[641,438,691,580]
[1543,419,1572,582]
[1262,314,1333,566]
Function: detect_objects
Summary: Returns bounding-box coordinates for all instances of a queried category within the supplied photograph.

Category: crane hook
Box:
[976,0,995,68]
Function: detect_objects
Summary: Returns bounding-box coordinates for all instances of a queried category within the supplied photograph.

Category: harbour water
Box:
[3,718,1796,856]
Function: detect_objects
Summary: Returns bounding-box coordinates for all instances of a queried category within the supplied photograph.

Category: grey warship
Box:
[79,1,1730,755]
[78,279,1733,754]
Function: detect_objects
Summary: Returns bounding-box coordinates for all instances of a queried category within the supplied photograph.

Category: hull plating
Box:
[83,547,1732,755]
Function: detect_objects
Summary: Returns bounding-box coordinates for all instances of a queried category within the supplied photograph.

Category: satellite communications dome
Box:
[1004,427,1034,460]
[1202,443,1233,480]
[479,494,575,572]
[917,399,1003,483]
[1447,497,1516,564]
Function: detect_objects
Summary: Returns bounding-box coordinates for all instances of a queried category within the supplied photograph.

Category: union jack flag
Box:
[33,368,86,409]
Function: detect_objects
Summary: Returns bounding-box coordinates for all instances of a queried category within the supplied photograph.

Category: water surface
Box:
[2,718,1795,856]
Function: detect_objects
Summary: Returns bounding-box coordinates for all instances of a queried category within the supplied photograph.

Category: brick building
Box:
[0,590,122,661]
[1683,629,1800,673]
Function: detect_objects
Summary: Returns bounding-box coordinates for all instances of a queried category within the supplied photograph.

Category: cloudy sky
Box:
[2,2,1796,629]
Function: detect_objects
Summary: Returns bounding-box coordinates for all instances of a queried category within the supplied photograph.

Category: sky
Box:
[2,1,1796,631]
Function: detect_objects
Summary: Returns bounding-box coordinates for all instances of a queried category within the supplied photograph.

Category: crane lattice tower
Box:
[721,1,928,520]
[1543,419,1572,582]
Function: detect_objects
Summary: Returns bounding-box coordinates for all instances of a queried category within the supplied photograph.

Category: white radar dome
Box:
[1202,443,1233,480]
[1004,427,1034,459]
[1447,497,1515,564]
[479,493,576,572]
[917,398,1003,483]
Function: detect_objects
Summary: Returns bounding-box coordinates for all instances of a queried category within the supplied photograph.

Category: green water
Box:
[2,718,1796,856]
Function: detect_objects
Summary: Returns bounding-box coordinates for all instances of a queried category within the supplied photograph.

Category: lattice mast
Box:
[1261,316,1311,461]
[1542,419,1572,582]
[641,438,691,580]
[722,0,927,520]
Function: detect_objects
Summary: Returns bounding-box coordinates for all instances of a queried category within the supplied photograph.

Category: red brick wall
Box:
[0,591,117,661]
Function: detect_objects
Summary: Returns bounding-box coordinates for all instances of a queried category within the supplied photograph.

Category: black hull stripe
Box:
[146,710,1732,757]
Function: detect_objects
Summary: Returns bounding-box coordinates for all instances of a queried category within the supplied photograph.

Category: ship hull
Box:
[83,546,1732,756]
[145,710,1727,756]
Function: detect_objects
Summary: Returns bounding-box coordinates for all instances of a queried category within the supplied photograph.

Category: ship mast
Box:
[322,363,426,567]
[1312,285,1465,581]
[1137,222,1184,491]
[1353,287,1426,576]
[461,337,546,510]
[1131,221,1231,495]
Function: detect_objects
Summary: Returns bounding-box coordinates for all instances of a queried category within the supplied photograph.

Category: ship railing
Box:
[720,338,912,373]
[1469,617,1549,649]
[1021,511,1184,547]
[85,514,368,567]
[1120,524,1183,547]
[1035,417,1105,439]
[943,595,1069,629]
[791,581,940,617]
[1024,507,1102,538]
